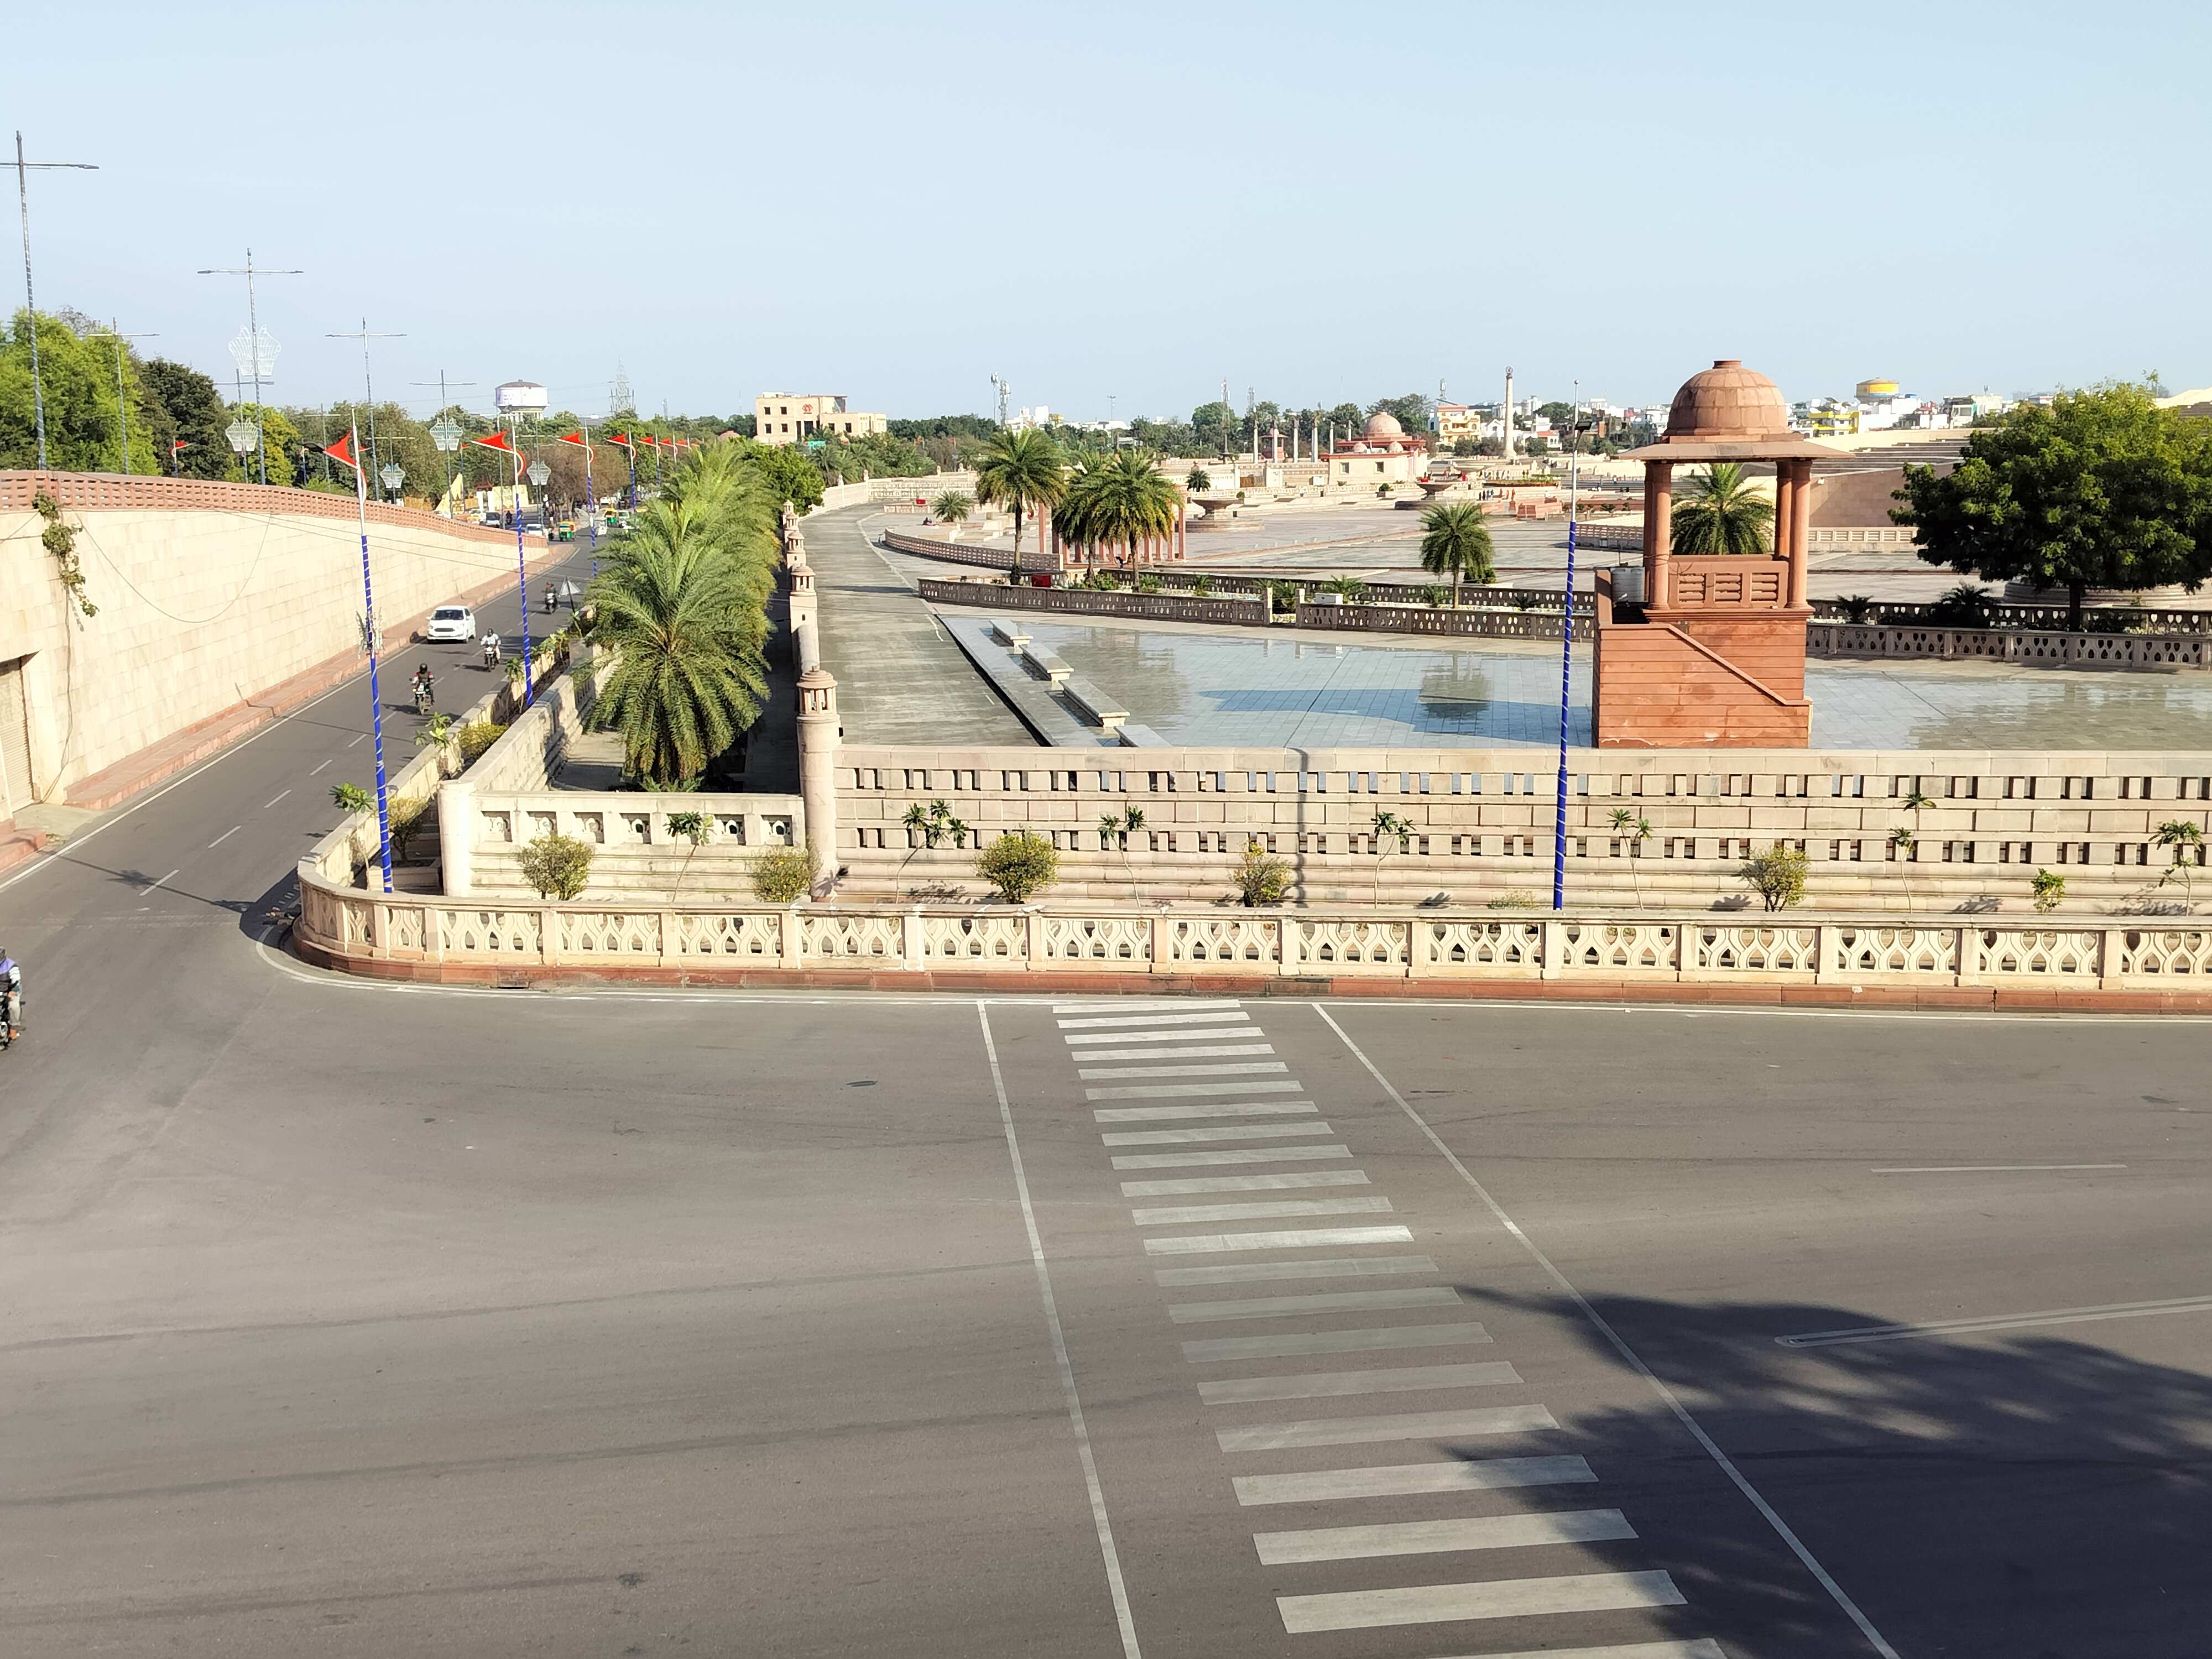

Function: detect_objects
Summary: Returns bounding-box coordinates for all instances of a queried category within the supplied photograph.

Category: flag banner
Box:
[604,430,634,451]
[468,429,518,458]
[323,430,359,470]
[556,429,590,447]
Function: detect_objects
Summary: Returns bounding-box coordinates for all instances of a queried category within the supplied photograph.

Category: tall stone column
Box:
[1772,461,1797,590]
[1788,458,1813,609]
[796,666,839,897]
[1642,461,1673,608]
[787,544,816,634]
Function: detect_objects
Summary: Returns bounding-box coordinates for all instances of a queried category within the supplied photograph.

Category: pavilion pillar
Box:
[1642,460,1672,608]
[1772,461,1798,588]
[1787,458,1813,610]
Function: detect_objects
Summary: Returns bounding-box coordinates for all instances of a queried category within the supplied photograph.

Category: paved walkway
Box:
[805,505,1032,747]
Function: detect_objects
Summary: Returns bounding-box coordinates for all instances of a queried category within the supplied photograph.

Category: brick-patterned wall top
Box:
[0,470,545,549]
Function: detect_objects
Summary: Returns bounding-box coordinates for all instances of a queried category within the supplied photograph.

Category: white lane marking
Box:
[1075,1044,1276,1062]
[1410,1644,1722,1659]
[1234,1454,1594,1505]
[207,826,240,847]
[1185,1322,1489,1363]
[1147,1225,1413,1256]
[1167,1286,1460,1323]
[1063,1025,1259,1044]
[1871,1164,2125,1173]
[1102,1123,1331,1146]
[1053,1000,1240,1014]
[1254,1506,1635,1564]
[1278,1569,1684,1634]
[137,869,179,896]
[263,790,290,807]
[348,732,366,747]
[1135,1196,1393,1227]
[1060,1010,1252,1030]
[1777,1293,2212,1348]
[308,759,333,775]
[1222,1404,1556,1453]
[1079,1060,1288,1081]
[1158,1255,1437,1287]
[1096,1100,1317,1122]
[1088,1081,1305,1100]
[1202,1360,1521,1404]
[1315,1004,1902,1659]
[1114,1144,1353,1170]
[975,1006,1143,1659]
[1123,1171,1369,1198]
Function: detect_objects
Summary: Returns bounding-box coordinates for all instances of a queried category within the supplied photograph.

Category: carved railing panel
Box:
[2117,927,2212,977]
[1832,926,1957,975]
[1167,916,1280,965]
[1974,927,2100,977]
[436,909,543,958]
[919,914,1026,961]
[672,911,779,958]
[1297,919,1409,971]
[1042,915,1152,964]
[802,912,905,962]
[1563,922,1681,974]
[559,911,660,957]
[1421,921,1544,972]
[1692,925,1818,974]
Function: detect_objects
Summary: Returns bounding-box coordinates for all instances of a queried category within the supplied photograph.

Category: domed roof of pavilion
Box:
[1665,360,1792,440]
[1364,410,1405,437]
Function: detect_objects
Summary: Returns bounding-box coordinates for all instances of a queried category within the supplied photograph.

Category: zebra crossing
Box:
[1049,996,1726,1658]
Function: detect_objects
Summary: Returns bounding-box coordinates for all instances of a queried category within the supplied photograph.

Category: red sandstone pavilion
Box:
[1593,358,1844,748]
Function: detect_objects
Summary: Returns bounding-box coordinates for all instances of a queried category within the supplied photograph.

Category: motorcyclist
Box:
[1,948,20,1042]
[411,663,435,711]
[544,582,557,613]
[481,632,501,669]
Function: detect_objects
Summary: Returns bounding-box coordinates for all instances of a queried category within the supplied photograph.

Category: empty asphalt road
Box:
[1,615,2207,1656]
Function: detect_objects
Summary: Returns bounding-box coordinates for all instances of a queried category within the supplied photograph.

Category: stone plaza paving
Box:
[989,618,2212,751]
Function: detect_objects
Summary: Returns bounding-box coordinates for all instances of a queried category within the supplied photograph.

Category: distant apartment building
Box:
[754,394,889,446]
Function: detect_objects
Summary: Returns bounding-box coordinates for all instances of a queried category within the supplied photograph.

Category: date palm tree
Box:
[1671,461,1775,556]
[1417,500,1496,608]
[974,426,1068,567]
[1056,446,1181,568]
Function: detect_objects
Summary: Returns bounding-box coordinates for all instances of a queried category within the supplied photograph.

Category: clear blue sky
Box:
[12,1,2206,424]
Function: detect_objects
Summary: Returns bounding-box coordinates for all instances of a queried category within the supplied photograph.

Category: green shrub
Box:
[976,828,1058,902]
[750,840,821,902]
[518,832,593,900]
[1486,888,1538,909]
[389,796,433,863]
[1738,843,1809,911]
[455,722,507,764]
[1191,576,1214,597]
[1232,838,1291,906]
[2031,868,2065,912]
[331,782,373,813]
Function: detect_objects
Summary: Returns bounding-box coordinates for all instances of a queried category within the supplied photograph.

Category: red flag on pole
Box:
[604,430,634,451]
[324,429,360,471]
[468,428,519,463]
[555,430,590,447]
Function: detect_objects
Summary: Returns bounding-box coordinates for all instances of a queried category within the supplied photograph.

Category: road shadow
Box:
[1451,1287,2212,1658]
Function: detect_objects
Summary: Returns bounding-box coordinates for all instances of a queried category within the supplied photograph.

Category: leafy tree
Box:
[887,413,1000,442]
[1671,461,1774,556]
[1055,446,1181,567]
[1417,501,1496,608]
[1370,810,1413,904]
[224,403,300,487]
[1191,400,1236,452]
[142,359,232,478]
[973,425,1069,565]
[519,832,593,900]
[976,828,1058,902]
[2154,819,2205,901]
[0,309,159,472]
[742,440,825,512]
[1892,382,2212,629]
[1369,392,1434,434]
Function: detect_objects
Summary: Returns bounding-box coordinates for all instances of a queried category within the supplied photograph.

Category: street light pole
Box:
[14,132,97,471]
[1552,383,1584,912]
[86,321,156,474]
[326,319,403,482]
[411,373,476,516]
[198,250,301,484]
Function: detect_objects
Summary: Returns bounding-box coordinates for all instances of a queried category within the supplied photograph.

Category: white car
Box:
[425,605,477,643]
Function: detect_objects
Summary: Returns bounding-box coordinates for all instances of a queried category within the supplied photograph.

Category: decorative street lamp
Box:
[225,416,260,465]
[200,250,300,484]
[429,415,462,514]
[380,462,404,502]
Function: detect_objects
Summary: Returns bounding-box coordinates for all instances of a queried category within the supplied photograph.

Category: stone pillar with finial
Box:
[796,666,839,897]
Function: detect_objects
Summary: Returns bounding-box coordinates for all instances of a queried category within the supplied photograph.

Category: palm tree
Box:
[585,466,776,787]
[1055,446,1181,568]
[1608,807,1651,906]
[1186,467,1212,494]
[930,489,973,525]
[973,426,1068,566]
[1417,501,1495,608]
[1670,462,1775,556]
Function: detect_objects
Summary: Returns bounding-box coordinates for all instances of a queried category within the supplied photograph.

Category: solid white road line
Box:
[1146,1225,1413,1256]
[308,759,332,775]
[1167,1286,1459,1323]
[1220,1404,1556,1453]
[1095,1100,1317,1121]
[137,869,179,896]
[1871,1164,2126,1173]
[1114,1144,1354,1169]
[1102,1123,1332,1146]
[1776,1293,2212,1348]
[1087,1080,1306,1100]
[1201,1361,1521,1404]
[1157,1255,1437,1287]
[1253,1506,1636,1564]
[1314,1004,1902,1659]
[1059,1010,1251,1030]
[1414,1643,1723,1659]
[1183,1322,1488,1362]
[1277,1569,1683,1634]
[975,1007,1144,1659]
[1233,1454,1595,1505]
[1079,1060,1289,1080]
[1076,1044,1276,1062]
[263,790,290,807]
[1122,1171,1370,1197]
[1134,1196,1392,1227]
[1053,1000,1241,1014]
[1063,1025,1260,1044]
[207,826,240,847]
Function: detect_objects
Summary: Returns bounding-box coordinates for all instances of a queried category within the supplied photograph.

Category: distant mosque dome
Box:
[1363,410,1405,438]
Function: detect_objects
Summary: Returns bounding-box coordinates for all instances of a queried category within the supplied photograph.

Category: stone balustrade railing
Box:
[1298,599,1591,641]
[922,576,1267,626]
[1807,622,2211,670]
[0,468,546,549]
[290,875,2212,995]
[883,528,1058,573]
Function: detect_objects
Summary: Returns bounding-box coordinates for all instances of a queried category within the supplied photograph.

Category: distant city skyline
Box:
[9,1,2204,425]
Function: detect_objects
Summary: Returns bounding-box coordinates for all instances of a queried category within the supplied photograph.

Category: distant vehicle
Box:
[425,606,477,643]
